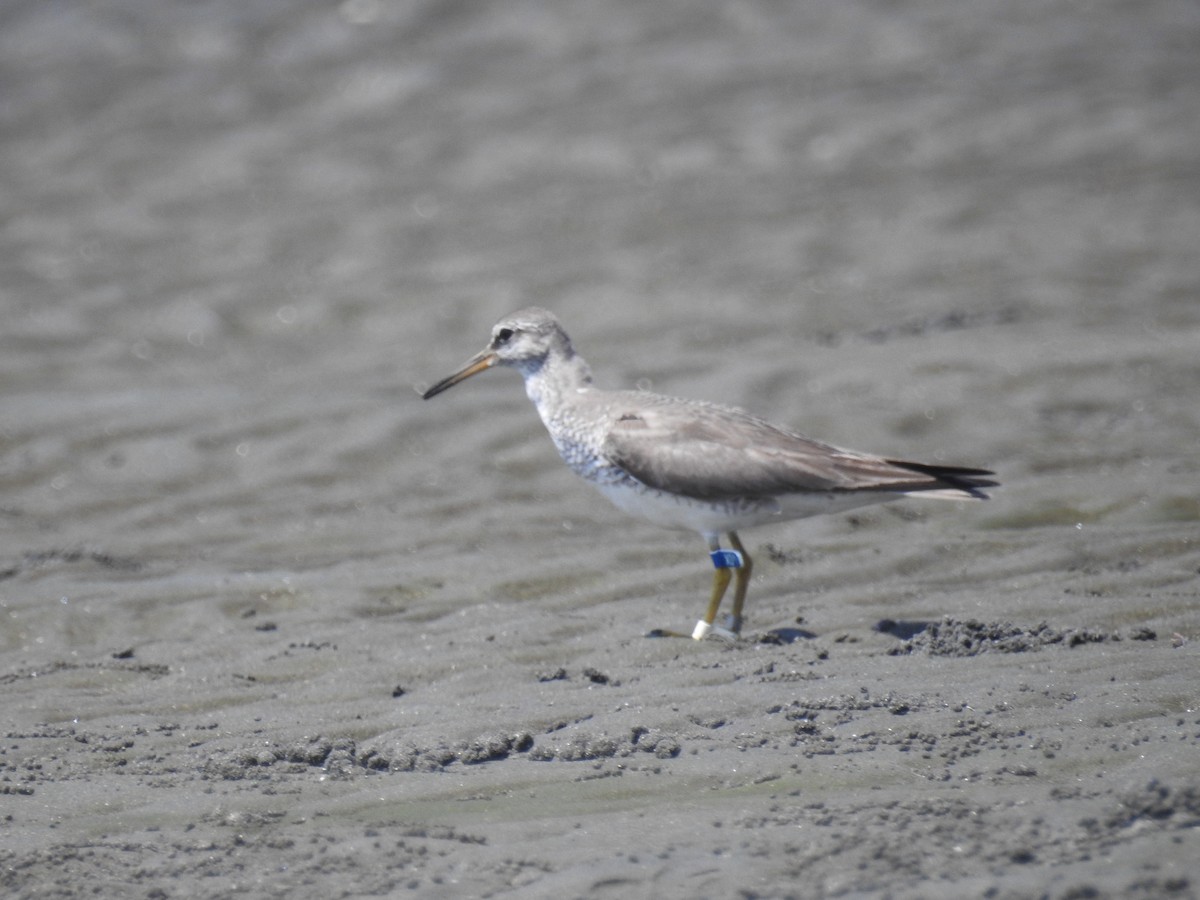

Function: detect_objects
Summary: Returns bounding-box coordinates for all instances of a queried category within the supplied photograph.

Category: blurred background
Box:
[2,0,1197,593]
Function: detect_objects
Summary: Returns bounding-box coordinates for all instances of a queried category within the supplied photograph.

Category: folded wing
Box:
[602,399,995,501]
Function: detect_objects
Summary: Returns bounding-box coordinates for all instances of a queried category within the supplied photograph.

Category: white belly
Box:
[594,480,892,538]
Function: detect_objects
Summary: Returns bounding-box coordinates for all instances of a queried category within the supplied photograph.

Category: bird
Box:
[421,307,996,640]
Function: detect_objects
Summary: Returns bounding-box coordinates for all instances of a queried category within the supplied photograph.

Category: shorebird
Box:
[421,307,995,640]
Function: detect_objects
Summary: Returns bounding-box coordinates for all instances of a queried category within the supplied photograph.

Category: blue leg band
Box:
[710,549,744,569]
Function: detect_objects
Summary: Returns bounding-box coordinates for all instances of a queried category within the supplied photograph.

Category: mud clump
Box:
[888,617,1156,657]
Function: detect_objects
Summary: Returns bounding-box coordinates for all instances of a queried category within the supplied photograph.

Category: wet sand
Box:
[3,1,1199,897]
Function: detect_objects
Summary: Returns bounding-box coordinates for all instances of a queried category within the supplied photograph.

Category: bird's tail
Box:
[885,461,998,500]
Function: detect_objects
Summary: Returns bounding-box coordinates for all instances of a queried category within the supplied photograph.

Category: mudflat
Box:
[3,1,1197,897]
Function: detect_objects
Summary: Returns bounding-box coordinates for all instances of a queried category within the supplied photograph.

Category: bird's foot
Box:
[645,615,742,641]
[691,618,740,641]
[644,621,737,641]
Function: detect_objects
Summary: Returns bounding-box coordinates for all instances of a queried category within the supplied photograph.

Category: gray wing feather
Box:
[602,398,992,500]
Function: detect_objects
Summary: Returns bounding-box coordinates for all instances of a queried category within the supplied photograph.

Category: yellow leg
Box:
[701,566,733,627]
[726,532,752,636]
[647,565,732,640]
[649,537,748,641]
[691,534,750,640]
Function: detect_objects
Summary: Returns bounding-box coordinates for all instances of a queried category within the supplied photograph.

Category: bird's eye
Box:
[494,327,514,346]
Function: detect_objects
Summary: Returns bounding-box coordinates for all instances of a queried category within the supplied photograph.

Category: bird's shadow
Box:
[873,619,934,641]
[645,620,932,644]
[761,620,934,644]
[757,627,819,644]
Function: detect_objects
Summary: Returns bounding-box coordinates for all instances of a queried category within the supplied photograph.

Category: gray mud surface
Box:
[3,1,1199,898]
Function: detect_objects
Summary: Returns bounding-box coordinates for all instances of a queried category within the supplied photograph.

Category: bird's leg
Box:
[724,531,752,636]
[645,559,731,639]
[691,536,744,640]
[647,537,745,641]
[693,567,732,639]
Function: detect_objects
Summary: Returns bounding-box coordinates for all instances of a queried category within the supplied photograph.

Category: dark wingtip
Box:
[886,460,999,499]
